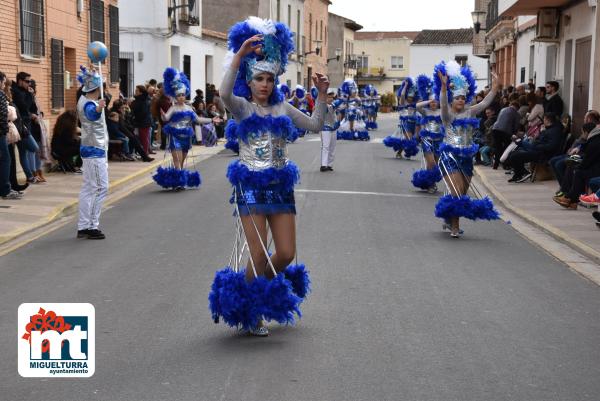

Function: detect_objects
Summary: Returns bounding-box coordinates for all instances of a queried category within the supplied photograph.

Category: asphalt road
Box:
[1,114,600,401]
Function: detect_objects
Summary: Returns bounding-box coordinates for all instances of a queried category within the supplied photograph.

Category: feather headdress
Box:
[163,67,190,98]
[225,17,294,105]
[433,60,477,103]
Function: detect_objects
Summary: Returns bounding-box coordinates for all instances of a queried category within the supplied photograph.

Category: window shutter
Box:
[109,5,119,83]
[51,39,64,109]
[90,0,105,44]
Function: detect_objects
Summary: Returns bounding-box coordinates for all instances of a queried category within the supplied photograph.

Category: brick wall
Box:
[302,0,329,88]
[0,0,120,138]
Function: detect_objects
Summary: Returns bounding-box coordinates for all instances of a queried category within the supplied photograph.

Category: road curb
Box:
[0,147,223,247]
[474,166,600,264]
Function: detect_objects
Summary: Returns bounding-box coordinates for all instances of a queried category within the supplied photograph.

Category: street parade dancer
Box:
[337,79,369,140]
[364,84,379,130]
[411,74,444,193]
[383,78,419,158]
[208,17,329,336]
[153,67,215,190]
[320,88,337,172]
[435,60,500,238]
[76,66,109,240]
[290,84,310,136]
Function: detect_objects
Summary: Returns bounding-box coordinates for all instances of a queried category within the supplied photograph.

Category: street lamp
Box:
[471,10,486,34]
[302,39,322,58]
[327,48,342,64]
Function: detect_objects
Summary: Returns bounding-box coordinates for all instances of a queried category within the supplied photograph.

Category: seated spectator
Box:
[525,92,544,142]
[107,111,134,161]
[112,100,154,162]
[492,101,521,169]
[50,110,81,173]
[553,122,600,209]
[551,111,600,194]
[506,112,564,183]
[207,103,225,139]
[479,107,497,166]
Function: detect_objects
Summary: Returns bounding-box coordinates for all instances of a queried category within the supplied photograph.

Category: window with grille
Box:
[109,5,119,83]
[51,39,64,109]
[90,0,105,44]
[19,0,45,57]
[391,56,404,69]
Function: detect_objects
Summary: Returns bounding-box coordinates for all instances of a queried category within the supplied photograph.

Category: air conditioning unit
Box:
[535,9,560,42]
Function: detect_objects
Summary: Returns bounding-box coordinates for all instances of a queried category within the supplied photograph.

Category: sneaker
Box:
[427,184,438,194]
[86,229,106,239]
[142,157,155,162]
[508,175,522,183]
[579,193,600,207]
[2,190,23,200]
[326,166,334,171]
[320,166,328,172]
[555,190,565,197]
[516,172,533,183]
[593,211,600,223]
[553,196,577,210]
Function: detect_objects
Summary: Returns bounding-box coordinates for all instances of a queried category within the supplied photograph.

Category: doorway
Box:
[572,37,592,135]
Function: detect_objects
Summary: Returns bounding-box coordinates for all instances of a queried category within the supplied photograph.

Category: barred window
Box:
[19,0,45,57]
[109,5,119,83]
[51,39,64,109]
[90,0,105,44]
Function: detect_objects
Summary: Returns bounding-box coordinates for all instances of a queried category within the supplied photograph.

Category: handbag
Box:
[6,104,21,144]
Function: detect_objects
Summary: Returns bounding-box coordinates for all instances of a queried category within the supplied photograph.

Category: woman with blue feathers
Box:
[208,17,328,336]
[383,78,419,158]
[152,68,217,190]
[435,61,501,237]
[411,74,444,194]
[336,79,369,140]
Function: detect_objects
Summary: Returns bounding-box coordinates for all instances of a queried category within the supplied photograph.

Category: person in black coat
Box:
[130,85,152,154]
[554,124,600,209]
[543,81,564,118]
[506,112,564,183]
[11,72,40,182]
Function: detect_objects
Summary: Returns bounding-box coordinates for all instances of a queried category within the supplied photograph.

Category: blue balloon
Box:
[87,41,108,63]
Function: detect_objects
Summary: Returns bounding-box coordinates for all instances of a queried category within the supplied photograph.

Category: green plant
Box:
[381,92,396,107]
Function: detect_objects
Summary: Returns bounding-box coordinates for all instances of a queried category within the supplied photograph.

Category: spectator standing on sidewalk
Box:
[491,101,521,169]
[151,85,172,150]
[0,71,21,199]
[76,67,109,240]
[11,72,40,184]
[131,85,152,155]
[544,81,564,118]
[29,79,50,182]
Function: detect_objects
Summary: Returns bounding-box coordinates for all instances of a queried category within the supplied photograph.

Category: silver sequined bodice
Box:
[425,119,442,134]
[77,95,108,150]
[399,106,416,118]
[170,116,194,130]
[239,131,288,169]
[445,123,474,148]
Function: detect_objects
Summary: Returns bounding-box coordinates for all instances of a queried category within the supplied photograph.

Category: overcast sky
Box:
[329,0,474,31]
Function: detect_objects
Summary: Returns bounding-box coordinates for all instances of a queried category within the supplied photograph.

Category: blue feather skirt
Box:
[435,194,500,221]
[337,130,370,141]
[208,264,311,330]
[164,125,193,152]
[412,167,442,190]
[227,160,300,216]
[152,166,202,189]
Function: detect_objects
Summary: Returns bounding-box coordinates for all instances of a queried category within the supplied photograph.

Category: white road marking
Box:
[306,137,321,142]
[295,188,430,198]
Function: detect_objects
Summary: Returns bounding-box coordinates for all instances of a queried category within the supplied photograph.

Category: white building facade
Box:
[410,29,490,90]
[500,0,597,131]
[119,0,213,96]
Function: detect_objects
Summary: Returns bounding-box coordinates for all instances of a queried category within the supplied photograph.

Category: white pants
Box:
[321,130,336,167]
[78,157,109,230]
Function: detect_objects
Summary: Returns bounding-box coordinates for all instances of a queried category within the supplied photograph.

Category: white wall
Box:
[119,0,168,30]
[410,44,489,89]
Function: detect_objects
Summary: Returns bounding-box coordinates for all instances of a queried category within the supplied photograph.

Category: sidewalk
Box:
[475,166,600,263]
[0,145,223,246]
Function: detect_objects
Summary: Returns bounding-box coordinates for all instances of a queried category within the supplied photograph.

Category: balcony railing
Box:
[473,43,493,57]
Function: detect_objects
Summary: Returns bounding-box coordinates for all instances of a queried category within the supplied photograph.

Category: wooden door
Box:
[573,37,592,135]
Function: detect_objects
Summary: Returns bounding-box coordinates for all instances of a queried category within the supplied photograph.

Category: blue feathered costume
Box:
[337,79,369,140]
[433,61,500,230]
[224,119,239,154]
[383,78,419,157]
[411,74,444,191]
[209,17,327,332]
[152,67,202,190]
